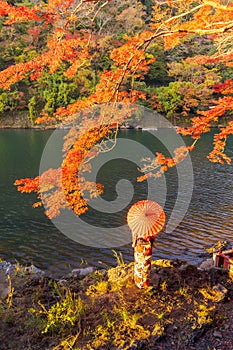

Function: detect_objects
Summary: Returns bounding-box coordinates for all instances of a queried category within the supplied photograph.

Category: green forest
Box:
[0,0,232,126]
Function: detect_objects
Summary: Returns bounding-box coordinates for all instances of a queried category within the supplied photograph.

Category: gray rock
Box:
[178,264,189,271]
[71,266,95,276]
[213,330,222,338]
[198,258,214,271]
[0,261,13,271]
[0,270,9,298]
[24,264,45,275]
[0,261,45,277]
[1,262,16,275]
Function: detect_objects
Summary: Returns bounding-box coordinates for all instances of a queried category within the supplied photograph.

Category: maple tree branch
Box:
[63,0,85,30]
[91,0,110,23]
[150,1,233,45]
[145,23,233,41]
[183,22,233,35]
[87,0,110,46]
[163,3,204,25]
[99,123,119,154]
[202,0,233,11]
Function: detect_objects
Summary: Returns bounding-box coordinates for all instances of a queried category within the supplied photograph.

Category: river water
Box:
[0,129,232,277]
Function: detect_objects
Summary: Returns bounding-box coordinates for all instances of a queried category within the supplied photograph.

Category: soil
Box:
[0,260,233,350]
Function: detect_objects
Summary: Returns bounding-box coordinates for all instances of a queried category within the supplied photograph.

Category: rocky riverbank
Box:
[0,112,230,130]
[0,113,56,129]
[0,113,34,129]
[0,255,233,350]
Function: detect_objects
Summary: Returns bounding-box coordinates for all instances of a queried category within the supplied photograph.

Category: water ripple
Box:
[0,129,233,276]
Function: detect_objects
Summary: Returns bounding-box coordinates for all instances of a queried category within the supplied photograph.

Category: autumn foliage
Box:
[0,0,232,218]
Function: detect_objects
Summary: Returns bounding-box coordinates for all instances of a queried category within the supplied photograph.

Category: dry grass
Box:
[0,260,233,349]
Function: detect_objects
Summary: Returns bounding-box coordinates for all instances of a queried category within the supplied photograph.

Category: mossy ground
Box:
[0,260,233,349]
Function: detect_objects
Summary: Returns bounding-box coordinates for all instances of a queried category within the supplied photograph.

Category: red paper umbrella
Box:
[127,200,166,246]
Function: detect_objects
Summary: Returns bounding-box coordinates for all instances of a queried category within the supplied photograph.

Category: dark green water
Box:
[0,129,232,276]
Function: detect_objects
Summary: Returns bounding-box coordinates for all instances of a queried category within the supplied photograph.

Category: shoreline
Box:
[0,255,233,349]
[0,112,229,130]
[0,123,226,131]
